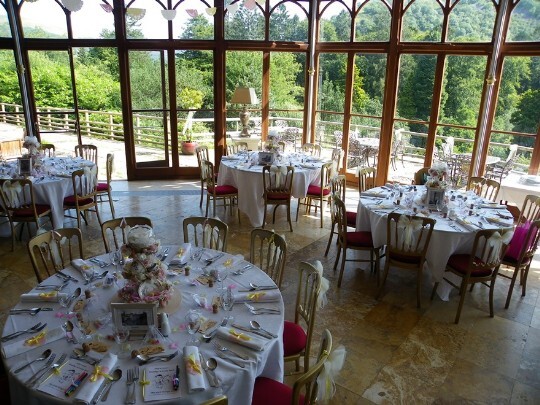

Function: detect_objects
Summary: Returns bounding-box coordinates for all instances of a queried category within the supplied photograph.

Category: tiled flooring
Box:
[1,179,540,404]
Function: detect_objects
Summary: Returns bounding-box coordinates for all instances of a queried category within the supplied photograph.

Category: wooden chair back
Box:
[40,143,55,157]
[386,212,435,264]
[331,148,343,173]
[518,194,540,225]
[250,229,287,288]
[301,143,321,157]
[74,144,98,165]
[413,167,430,185]
[27,228,84,283]
[467,176,500,202]
[101,216,153,253]
[183,216,228,252]
[358,166,376,192]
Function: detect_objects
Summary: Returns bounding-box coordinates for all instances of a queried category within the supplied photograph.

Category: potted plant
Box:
[181,130,198,155]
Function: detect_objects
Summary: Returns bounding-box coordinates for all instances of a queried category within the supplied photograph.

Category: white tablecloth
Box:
[2,247,284,404]
[355,186,513,300]
[218,153,323,226]
[0,157,95,234]
[498,172,540,209]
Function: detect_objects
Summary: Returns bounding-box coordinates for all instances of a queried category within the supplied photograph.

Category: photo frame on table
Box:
[258,151,275,165]
[111,303,158,335]
[18,157,32,176]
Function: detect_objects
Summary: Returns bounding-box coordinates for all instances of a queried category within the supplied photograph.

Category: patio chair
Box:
[262,164,294,232]
[101,216,153,253]
[431,228,513,324]
[281,128,299,152]
[377,213,435,308]
[250,228,287,288]
[182,216,228,252]
[253,329,332,405]
[74,144,98,165]
[485,144,518,183]
[27,228,84,283]
[96,153,116,217]
[283,261,321,374]
[0,178,53,251]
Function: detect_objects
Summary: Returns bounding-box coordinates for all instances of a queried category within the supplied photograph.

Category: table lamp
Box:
[230,87,258,137]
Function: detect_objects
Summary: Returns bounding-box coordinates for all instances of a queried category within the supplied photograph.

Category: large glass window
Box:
[354,0,391,42]
[507,0,540,42]
[447,0,496,42]
[401,0,443,42]
[20,0,67,39]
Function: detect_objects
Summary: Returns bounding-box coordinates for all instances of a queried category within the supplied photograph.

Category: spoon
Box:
[86,271,108,284]
[249,283,278,290]
[13,349,51,374]
[250,320,277,338]
[68,287,82,306]
[206,357,220,386]
[93,368,122,403]
[233,264,252,275]
[72,348,99,365]
[136,351,178,364]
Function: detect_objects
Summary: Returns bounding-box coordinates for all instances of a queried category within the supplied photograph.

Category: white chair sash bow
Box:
[316,345,346,404]
[486,230,513,265]
[397,215,423,251]
[4,181,22,208]
[270,165,287,188]
[314,260,329,309]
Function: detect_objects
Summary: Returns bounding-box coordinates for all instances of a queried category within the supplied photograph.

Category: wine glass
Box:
[113,326,131,358]
[221,289,235,321]
[214,268,229,293]
[185,311,201,345]
[59,294,72,315]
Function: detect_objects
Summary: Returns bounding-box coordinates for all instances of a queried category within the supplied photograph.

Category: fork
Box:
[213,341,249,360]
[215,350,245,368]
[2,322,45,342]
[35,281,69,291]
[26,353,55,386]
[31,353,67,388]
[244,303,280,313]
[130,367,139,403]
[124,368,133,404]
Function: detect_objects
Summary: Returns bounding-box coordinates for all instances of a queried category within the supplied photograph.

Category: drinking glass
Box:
[215,268,229,293]
[185,311,201,345]
[113,326,131,358]
[59,294,72,315]
[221,290,235,321]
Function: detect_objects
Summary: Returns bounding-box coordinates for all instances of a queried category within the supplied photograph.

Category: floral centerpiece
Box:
[118,225,173,306]
[425,161,448,206]
[264,133,281,154]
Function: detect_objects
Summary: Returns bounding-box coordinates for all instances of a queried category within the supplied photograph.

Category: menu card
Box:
[37,359,93,399]
[143,365,183,402]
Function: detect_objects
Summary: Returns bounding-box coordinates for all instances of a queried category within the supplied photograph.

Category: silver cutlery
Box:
[212,341,249,360]
[203,317,229,341]
[159,247,170,261]
[55,270,78,283]
[13,348,52,374]
[90,258,110,268]
[238,282,278,292]
[124,368,133,404]
[250,320,277,338]
[31,353,67,388]
[214,351,245,368]
[130,367,139,404]
[100,368,122,402]
[2,322,45,342]
[244,303,280,314]
[199,353,219,387]
[35,281,69,291]
[231,323,272,339]
[9,307,53,316]
[136,351,178,365]
[232,264,252,275]
[26,353,56,385]
[205,253,224,267]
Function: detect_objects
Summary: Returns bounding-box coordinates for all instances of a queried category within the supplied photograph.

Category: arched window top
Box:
[269,1,309,42]
[354,0,391,42]
[402,0,444,42]
[319,0,352,42]
[172,0,215,40]
[0,2,11,38]
[447,0,496,42]
[225,0,265,40]
[20,0,68,39]
[507,0,540,42]
[125,0,167,39]
[72,0,115,39]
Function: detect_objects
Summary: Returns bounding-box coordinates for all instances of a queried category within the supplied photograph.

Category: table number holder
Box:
[426,186,445,208]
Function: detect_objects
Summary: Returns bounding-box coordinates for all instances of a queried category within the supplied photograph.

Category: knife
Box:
[56,271,79,283]
[10,308,53,314]
[231,324,272,339]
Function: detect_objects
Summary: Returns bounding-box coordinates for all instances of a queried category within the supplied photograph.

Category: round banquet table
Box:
[218,152,325,226]
[0,156,96,233]
[1,246,284,404]
[355,185,514,300]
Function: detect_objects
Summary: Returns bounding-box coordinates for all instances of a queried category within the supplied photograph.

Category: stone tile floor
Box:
[1,179,539,404]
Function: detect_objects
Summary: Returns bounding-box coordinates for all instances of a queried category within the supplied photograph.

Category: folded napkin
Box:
[361,190,386,197]
[74,353,118,405]
[300,163,316,169]
[485,216,513,227]
[2,327,64,359]
[233,290,280,303]
[169,243,191,265]
[213,254,243,269]
[367,203,395,210]
[71,259,95,279]
[480,204,506,209]
[456,218,477,231]
[215,327,266,351]
[183,346,205,393]
[20,292,68,303]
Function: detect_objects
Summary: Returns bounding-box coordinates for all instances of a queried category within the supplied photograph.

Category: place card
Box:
[143,364,183,401]
[37,358,93,399]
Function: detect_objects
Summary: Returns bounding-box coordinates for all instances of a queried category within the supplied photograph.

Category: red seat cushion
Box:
[345,231,374,247]
[252,376,304,405]
[388,251,422,264]
[283,320,306,357]
[346,211,357,227]
[207,185,238,195]
[63,195,94,206]
[96,183,109,192]
[266,192,291,201]
[306,185,330,197]
[447,254,493,277]
[12,204,51,217]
